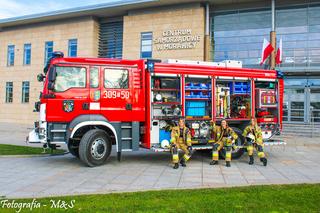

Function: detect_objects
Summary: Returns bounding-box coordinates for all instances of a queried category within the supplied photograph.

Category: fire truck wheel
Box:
[219,127,245,160]
[79,129,112,167]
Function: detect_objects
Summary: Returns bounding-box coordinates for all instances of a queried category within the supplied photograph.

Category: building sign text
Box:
[154,29,201,51]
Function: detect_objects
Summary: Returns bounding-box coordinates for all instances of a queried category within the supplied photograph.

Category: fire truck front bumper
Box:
[26,121,47,144]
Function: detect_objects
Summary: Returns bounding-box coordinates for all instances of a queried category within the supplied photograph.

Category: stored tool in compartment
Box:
[256,89,277,108]
[216,86,230,118]
[161,105,181,116]
[160,78,179,89]
[230,95,250,118]
[189,121,210,139]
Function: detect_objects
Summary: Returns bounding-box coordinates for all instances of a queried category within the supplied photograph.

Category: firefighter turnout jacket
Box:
[242,124,266,159]
[211,126,238,162]
[170,126,192,164]
[242,125,263,145]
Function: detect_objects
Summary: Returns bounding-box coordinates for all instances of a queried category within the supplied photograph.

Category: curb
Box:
[0,152,69,158]
[0,154,53,158]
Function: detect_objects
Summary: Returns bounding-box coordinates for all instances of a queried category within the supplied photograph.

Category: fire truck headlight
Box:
[39,128,46,135]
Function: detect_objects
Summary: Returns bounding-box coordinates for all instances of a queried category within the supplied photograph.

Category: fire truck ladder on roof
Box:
[163,59,243,68]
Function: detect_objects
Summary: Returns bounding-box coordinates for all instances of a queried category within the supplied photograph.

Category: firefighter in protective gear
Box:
[243,118,267,166]
[170,118,192,169]
[210,119,238,167]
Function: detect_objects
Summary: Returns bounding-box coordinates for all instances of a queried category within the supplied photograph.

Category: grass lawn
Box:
[0,144,65,155]
[1,184,319,212]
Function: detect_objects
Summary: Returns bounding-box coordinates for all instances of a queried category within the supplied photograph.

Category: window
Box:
[140,32,153,58]
[54,66,86,92]
[5,82,13,103]
[90,67,99,88]
[68,39,78,57]
[21,81,30,103]
[104,69,128,89]
[98,20,123,58]
[23,43,31,65]
[7,45,15,66]
[212,4,320,68]
[44,41,53,63]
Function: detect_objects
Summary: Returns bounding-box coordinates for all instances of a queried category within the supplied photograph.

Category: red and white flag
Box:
[275,38,283,64]
[260,38,274,65]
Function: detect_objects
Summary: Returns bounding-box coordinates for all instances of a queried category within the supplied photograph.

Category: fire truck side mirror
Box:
[37,73,45,82]
[48,66,56,91]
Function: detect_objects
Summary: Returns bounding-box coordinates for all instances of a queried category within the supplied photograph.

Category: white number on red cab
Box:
[103,91,130,99]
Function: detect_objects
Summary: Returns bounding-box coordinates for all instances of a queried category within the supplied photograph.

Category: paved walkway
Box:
[0,133,320,198]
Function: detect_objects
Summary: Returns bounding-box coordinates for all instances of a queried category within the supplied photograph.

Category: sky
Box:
[0,0,121,19]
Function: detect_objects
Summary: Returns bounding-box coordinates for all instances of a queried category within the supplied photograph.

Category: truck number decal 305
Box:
[103,91,130,99]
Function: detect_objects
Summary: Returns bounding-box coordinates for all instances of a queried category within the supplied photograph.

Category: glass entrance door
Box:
[284,88,306,122]
[309,88,320,123]
[284,78,320,124]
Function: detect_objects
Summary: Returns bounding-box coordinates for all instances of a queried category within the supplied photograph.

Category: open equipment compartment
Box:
[215,79,252,119]
[255,81,279,139]
[150,75,182,148]
[184,76,212,144]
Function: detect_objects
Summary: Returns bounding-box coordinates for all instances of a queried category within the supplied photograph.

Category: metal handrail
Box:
[310,107,314,138]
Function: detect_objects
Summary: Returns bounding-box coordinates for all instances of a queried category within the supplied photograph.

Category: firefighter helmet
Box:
[161,140,170,148]
[246,133,255,143]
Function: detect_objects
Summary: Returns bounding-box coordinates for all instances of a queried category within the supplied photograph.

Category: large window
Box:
[277,5,320,67]
[212,10,270,68]
[99,20,123,59]
[22,81,30,103]
[54,67,86,92]
[44,41,53,63]
[5,82,13,103]
[7,45,15,66]
[23,43,31,65]
[68,39,78,57]
[211,3,320,68]
[140,32,153,58]
[104,69,128,89]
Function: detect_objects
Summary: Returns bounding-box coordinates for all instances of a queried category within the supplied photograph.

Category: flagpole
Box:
[270,0,276,70]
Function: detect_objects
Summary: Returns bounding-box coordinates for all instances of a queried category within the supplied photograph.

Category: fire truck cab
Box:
[28,52,284,167]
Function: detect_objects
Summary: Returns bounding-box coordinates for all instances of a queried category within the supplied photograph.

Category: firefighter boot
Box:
[210,160,219,165]
[257,145,267,166]
[261,158,268,166]
[173,163,179,169]
[225,146,232,167]
[211,143,220,164]
[180,158,187,167]
[249,155,254,165]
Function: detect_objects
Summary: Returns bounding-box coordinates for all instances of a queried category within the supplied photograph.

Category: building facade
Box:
[0,0,319,124]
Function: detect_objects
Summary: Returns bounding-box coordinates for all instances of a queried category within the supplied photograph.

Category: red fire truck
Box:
[27,52,284,167]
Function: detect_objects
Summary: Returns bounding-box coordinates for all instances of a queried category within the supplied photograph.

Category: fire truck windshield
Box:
[53,66,86,92]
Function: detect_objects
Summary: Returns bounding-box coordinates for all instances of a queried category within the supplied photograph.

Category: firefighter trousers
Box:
[171,141,191,164]
[212,138,233,162]
[247,143,266,159]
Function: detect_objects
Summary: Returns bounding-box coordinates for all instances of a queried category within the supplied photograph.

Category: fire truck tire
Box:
[79,129,112,167]
[219,127,245,160]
